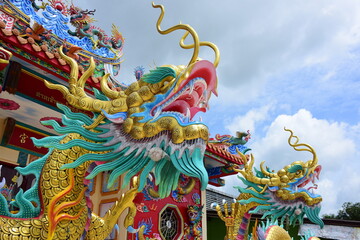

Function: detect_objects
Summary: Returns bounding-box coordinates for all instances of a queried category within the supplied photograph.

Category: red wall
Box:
[127,174,203,240]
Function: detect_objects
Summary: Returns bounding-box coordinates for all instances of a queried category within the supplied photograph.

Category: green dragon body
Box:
[0,4,219,239]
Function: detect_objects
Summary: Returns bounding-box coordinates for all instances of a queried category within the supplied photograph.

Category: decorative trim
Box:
[0,40,70,80]
[0,46,12,71]
[0,9,15,30]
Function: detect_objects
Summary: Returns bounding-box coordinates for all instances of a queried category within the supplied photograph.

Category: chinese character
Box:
[19,133,28,143]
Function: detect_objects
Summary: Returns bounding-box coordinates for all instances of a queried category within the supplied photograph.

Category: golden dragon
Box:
[214,129,323,240]
[0,3,219,239]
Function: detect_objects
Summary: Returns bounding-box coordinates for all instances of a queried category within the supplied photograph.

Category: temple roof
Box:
[0,0,126,91]
[206,143,245,165]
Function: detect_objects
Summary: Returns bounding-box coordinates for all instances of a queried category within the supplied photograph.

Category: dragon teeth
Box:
[203,89,208,99]
[189,84,194,95]
[153,107,162,119]
[186,108,191,117]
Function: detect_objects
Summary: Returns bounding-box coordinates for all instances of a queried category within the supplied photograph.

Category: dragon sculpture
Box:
[209,131,252,155]
[210,131,251,146]
[67,4,124,53]
[184,205,203,239]
[214,129,323,240]
[0,3,219,240]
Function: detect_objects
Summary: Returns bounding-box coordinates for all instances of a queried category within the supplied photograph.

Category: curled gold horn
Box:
[100,73,123,99]
[235,147,248,165]
[180,31,220,68]
[284,128,318,168]
[44,46,128,115]
[152,3,200,66]
[259,161,277,178]
[234,154,270,185]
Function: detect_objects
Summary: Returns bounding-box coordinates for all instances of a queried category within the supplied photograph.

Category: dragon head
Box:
[44,3,219,198]
[235,129,324,228]
[187,205,203,225]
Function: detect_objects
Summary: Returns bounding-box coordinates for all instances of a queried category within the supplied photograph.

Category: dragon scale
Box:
[0,126,146,240]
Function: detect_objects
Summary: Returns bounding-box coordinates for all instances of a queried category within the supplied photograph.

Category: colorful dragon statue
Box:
[209,131,252,155]
[0,3,219,239]
[184,205,203,239]
[142,173,197,202]
[210,131,251,146]
[214,129,323,240]
[67,4,124,54]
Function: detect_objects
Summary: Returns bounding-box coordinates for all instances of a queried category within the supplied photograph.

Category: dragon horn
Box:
[259,161,277,178]
[284,128,318,168]
[235,147,248,165]
[59,46,122,99]
[152,3,200,66]
[99,73,125,99]
[58,46,79,94]
[234,154,270,185]
[179,31,220,68]
[44,46,127,114]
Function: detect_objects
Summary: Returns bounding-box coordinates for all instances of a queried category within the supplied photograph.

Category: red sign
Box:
[18,69,65,108]
[1,118,51,156]
[16,69,92,116]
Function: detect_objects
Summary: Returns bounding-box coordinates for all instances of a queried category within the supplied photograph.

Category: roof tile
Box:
[206,143,244,165]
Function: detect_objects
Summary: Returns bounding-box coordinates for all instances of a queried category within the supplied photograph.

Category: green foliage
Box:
[322,213,336,219]
[323,202,360,221]
[338,202,360,220]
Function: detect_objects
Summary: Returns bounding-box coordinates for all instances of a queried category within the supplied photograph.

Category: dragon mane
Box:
[236,172,323,227]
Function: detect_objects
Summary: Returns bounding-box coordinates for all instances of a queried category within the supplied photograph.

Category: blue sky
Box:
[75,0,360,215]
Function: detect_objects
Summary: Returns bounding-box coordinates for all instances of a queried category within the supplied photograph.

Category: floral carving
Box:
[0,98,20,110]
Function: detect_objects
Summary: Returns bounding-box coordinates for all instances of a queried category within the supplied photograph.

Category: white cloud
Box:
[225,105,272,136]
[248,109,360,214]
[75,0,360,103]
[209,0,360,104]
[214,109,360,215]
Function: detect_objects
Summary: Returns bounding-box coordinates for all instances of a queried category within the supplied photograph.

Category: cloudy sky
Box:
[74,0,360,215]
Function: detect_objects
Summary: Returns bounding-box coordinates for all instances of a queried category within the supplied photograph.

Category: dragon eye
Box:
[296,170,302,175]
